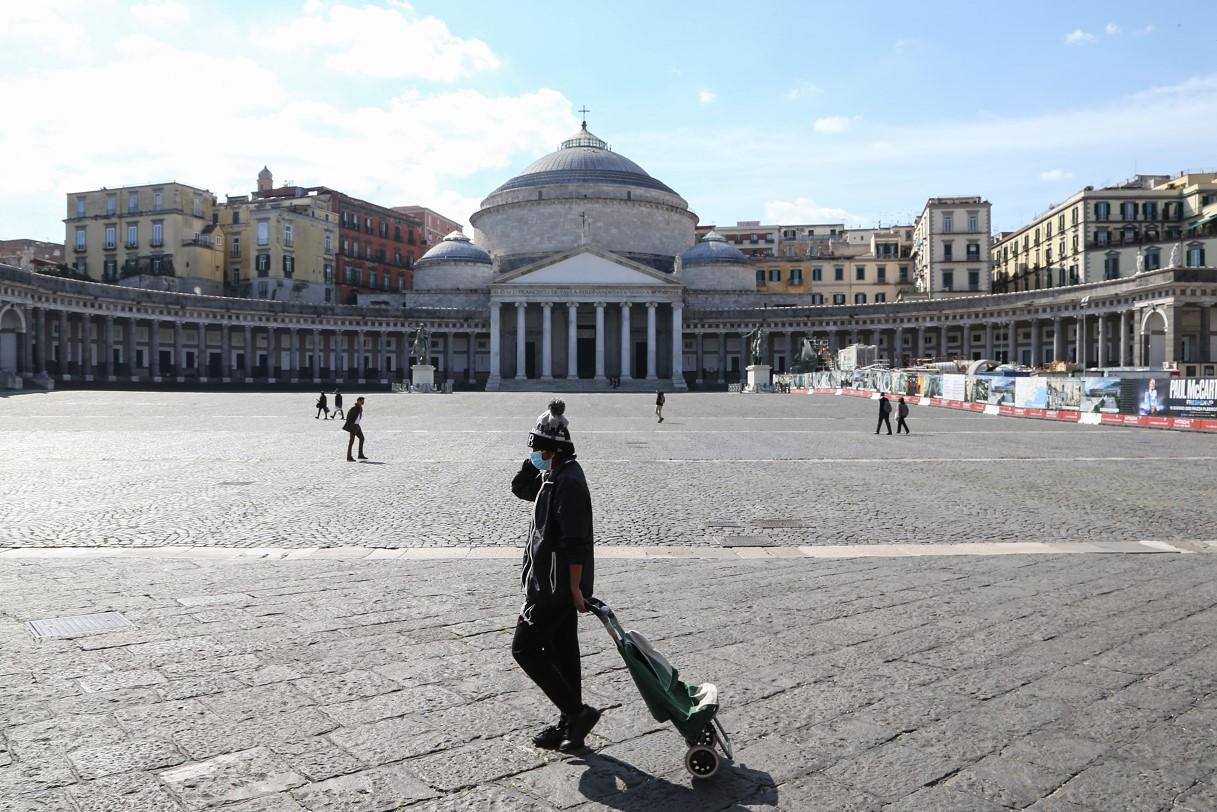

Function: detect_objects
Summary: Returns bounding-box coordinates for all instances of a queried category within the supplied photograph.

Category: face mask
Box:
[530,451,550,471]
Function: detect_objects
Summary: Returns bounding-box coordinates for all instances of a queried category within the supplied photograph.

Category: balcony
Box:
[120,257,176,278]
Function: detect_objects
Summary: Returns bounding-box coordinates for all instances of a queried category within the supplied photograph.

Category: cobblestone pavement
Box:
[2,390,1216,549]
[3,552,1217,811]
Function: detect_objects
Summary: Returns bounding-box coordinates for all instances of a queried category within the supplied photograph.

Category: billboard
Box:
[1080,377,1122,414]
[942,374,966,402]
[1137,377,1170,416]
[1046,378,1082,411]
[1166,377,1217,419]
[986,375,1017,405]
[1014,377,1048,409]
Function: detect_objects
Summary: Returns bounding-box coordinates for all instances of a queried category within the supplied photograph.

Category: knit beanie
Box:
[527,399,574,454]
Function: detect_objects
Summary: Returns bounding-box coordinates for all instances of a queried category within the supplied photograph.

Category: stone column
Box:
[125,316,136,380]
[1119,311,1131,367]
[1200,306,1212,363]
[514,302,527,380]
[150,319,161,380]
[784,331,793,373]
[1077,314,1088,368]
[1096,315,1108,368]
[311,330,321,381]
[489,302,501,383]
[34,309,46,375]
[938,326,947,360]
[564,303,578,379]
[173,321,183,381]
[645,302,657,380]
[541,302,553,380]
[594,301,607,381]
[717,333,727,383]
[1029,319,1041,368]
[196,323,208,382]
[619,302,631,380]
[696,332,705,382]
[671,303,684,383]
[1051,317,1063,364]
[333,331,344,380]
[441,332,451,381]
[1164,305,1179,365]
[465,331,475,382]
[1002,320,1014,364]
[288,328,299,382]
[961,323,972,361]
[894,327,904,367]
[355,330,366,383]
[103,317,114,379]
[378,332,388,381]
[57,310,69,377]
[220,323,231,382]
[984,323,994,360]
[78,316,91,379]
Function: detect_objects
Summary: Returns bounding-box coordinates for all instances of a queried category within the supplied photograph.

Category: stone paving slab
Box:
[3,553,1217,810]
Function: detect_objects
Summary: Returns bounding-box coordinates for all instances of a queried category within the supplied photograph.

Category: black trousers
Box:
[876,414,892,434]
[513,604,582,718]
[897,416,910,433]
[346,426,365,457]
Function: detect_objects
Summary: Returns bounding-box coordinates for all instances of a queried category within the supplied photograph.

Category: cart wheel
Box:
[695,725,715,747]
[685,746,720,779]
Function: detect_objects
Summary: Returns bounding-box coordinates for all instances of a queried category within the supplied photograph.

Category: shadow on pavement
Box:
[575,752,778,811]
[359,460,388,465]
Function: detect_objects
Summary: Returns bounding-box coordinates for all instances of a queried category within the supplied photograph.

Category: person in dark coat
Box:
[331,388,344,420]
[876,393,893,435]
[342,396,366,461]
[315,392,329,420]
[897,396,911,434]
[510,400,601,753]
[655,390,665,423]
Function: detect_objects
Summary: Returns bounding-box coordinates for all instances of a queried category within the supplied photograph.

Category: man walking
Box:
[315,391,329,420]
[342,396,367,461]
[876,393,893,435]
[897,396,911,434]
[331,388,344,420]
[655,390,665,423]
[510,400,600,753]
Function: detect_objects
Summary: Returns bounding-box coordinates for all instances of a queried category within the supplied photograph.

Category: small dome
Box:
[258,165,272,178]
[414,231,492,268]
[680,231,748,267]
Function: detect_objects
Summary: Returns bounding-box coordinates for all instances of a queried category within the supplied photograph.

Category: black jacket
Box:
[898,401,909,418]
[879,398,892,416]
[511,456,594,607]
[334,393,343,407]
[342,404,362,432]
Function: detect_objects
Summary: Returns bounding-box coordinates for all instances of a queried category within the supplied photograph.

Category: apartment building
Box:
[392,205,462,250]
[911,196,993,295]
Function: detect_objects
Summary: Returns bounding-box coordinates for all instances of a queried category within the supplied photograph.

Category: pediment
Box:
[493,247,680,287]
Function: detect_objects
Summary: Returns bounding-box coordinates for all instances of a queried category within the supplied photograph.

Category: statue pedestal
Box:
[746,364,771,392]
[411,364,435,393]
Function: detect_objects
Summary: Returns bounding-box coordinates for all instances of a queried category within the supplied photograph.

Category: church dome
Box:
[491,123,676,195]
[414,231,492,269]
[680,231,748,266]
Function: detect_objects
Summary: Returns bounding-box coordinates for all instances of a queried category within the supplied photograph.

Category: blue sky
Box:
[2,0,1215,243]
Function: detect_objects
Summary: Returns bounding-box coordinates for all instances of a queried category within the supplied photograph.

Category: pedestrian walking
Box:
[897,396,911,434]
[314,392,329,420]
[876,393,893,435]
[510,400,600,753]
[655,390,665,423]
[342,396,367,461]
[331,388,344,420]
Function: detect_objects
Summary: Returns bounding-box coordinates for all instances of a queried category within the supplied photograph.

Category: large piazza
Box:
[2,124,1217,391]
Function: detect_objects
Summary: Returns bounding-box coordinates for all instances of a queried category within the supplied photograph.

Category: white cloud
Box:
[1039,169,1074,181]
[813,115,859,134]
[1064,29,1095,45]
[2,1,92,56]
[0,34,576,230]
[265,2,500,81]
[697,90,717,105]
[786,81,821,100]
[1105,22,1121,35]
[764,197,867,226]
[1143,24,1156,34]
[131,0,191,26]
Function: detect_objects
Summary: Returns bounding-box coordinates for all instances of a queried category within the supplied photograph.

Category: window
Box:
[255,253,270,275]
[898,265,909,283]
[1058,213,1065,231]
[968,270,979,291]
[126,224,138,248]
[230,235,241,258]
[324,263,333,284]
[755,270,766,286]
[874,265,886,283]
[1121,201,1137,220]
[369,270,378,288]
[341,238,349,255]
[811,293,824,304]
[283,255,294,278]
[943,242,953,261]
[380,221,388,238]
[394,225,402,241]
[128,191,139,213]
[1095,228,1110,245]
[103,258,117,281]
[834,266,844,281]
[943,213,954,233]
[966,244,980,261]
[284,223,293,247]
[74,226,87,251]
[1188,245,1206,267]
[232,210,240,225]
[968,213,978,232]
[1145,250,1161,271]
[394,249,402,266]
[365,217,372,233]
[105,193,116,215]
[1046,221,1053,238]
[1072,207,1079,226]
[855,266,865,281]
[854,292,867,304]
[324,233,333,254]
[811,267,822,282]
[1095,201,1110,221]
[1104,254,1120,279]
[75,196,86,217]
[398,274,406,291]
[192,195,202,217]
[832,293,845,305]
[1143,201,1158,220]
[875,292,886,303]
[324,288,332,303]
[942,270,954,290]
[151,221,163,247]
[153,190,163,211]
[789,268,803,284]
[257,220,269,246]
[769,269,781,282]
[104,225,116,250]
[353,239,360,256]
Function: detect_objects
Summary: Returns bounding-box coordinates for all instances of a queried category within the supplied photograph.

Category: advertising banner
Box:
[986,375,1017,405]
[1167,377,1217,419]
[1080,377,1122,413]
[941,374,965,402]
[1014,377,1048,409]
[1046,378,1082,411]
[1137,377,1170,416]
[921,374,943,398]
[967,377,990,403]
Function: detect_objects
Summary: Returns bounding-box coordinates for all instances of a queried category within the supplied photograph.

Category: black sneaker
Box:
[559,705,601,752]
[532,717,567,750]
